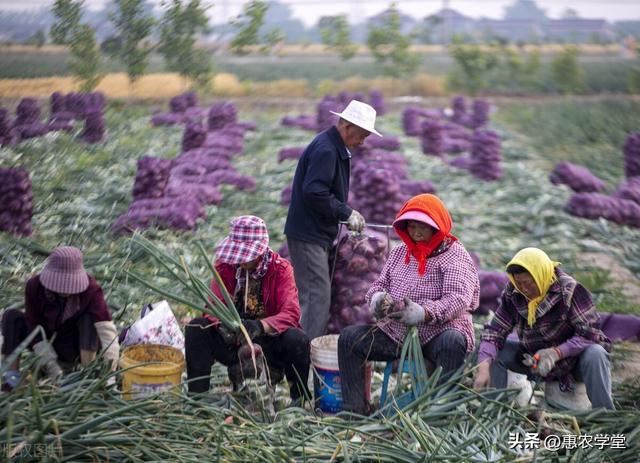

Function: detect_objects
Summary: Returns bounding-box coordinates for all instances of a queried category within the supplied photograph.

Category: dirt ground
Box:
[612,342,640,382]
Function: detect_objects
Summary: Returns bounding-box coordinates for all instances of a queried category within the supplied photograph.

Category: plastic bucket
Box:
[310,334,371,414]
[119,344,184,400]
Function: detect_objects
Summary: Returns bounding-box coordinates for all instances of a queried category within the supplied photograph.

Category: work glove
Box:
[241,319,264,341]
[388,297,426,326]
[346,209,366,233]
[33,340,63,382]
[522,353,536,368]
[95,321,121,371]
[218,324,239,345]
[370,291,394,320]
[524,347,561,377]
[473,361,492,390]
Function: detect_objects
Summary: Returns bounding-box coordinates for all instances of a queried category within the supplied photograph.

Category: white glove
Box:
[33,340,63,382]
[95,321,120,371]
[346,209,365,232]
[370,291,394,320]
[388,297,426,326]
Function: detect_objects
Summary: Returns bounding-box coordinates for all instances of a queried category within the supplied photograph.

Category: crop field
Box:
[1,94,639,461]
[2,97,639,313]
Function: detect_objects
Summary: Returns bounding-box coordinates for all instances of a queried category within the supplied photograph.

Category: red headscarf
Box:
[393,194,457,275]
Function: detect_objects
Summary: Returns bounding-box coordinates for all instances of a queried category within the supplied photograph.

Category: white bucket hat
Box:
[330,100,382,137]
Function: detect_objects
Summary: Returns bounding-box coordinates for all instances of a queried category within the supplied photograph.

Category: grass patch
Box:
[573,267,638,315]
[496,99,640,186]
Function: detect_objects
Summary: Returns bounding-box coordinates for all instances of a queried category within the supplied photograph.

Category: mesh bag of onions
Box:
[614,177,640,205]
[81,109,105,143]
[470,129,503,181]
[476,270,509,315]
[326,231,389,334]
[623,132,640,179]
[132,156,173,200]
[208,102,237,131]
[565,192,640,228]
[0,108,17,147]
[549,161,606,193]
[0,167,33,236]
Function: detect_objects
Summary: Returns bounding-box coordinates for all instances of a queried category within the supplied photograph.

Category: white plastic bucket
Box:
[311,334,371,414]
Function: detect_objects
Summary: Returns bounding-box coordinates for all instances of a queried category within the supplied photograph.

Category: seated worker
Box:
[338,193,480,415]
[1,246,119,391]
[185,215,310,404]
[473,247,614,410]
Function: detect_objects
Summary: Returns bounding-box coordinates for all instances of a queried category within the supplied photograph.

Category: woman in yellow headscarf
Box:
[473,247,614,410]
[506,248,561,327]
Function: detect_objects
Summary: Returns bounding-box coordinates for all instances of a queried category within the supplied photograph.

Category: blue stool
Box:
[379,360,416,409]
[379,358,435,409]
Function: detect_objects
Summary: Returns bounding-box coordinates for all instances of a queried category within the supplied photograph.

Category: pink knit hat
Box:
[392,210,439,230]
[39,246,90,294]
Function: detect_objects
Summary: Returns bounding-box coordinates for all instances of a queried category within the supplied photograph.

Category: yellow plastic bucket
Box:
[119,344,184,400]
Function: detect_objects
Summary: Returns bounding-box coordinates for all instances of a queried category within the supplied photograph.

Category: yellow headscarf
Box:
[506,248,561,327]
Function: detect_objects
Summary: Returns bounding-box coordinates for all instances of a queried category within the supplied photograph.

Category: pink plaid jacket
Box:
[367,241,480,352]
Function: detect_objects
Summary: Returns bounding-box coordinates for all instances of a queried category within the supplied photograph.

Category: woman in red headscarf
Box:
[338,194,480,415]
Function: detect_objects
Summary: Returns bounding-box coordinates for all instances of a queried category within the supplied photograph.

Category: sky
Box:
[0,0,639,26]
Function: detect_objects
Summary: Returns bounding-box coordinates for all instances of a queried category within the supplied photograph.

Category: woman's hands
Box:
[388,297,428,325]
[473,361,492,390]
[370,291,394,320]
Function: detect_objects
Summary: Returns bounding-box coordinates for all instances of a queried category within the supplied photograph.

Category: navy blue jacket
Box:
[284,126,353,247]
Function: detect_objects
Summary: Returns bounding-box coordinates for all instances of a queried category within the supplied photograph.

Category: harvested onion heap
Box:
[0,108,16,146]
[115,102,257,233]
[470,129,503,181]
[48,92,74,132]
[151,91,203,126]
[549,161,606,193]
[208,102,237,131]
[327,231,389,333]
[112,196,207,234]
[14,97,49,141]
[0,167,33,236]
[132,156,173,201]
[614,177,640,205]
[81,108,105,144]
[624,132,640,179]
[565,192,640,228]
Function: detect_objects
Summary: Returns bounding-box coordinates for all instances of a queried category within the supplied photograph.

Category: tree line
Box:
[47,0,640,95]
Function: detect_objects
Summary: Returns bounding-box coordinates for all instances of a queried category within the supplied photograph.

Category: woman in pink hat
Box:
[1,246,119,391]
[185,215,310,404]
[338,194,480,415]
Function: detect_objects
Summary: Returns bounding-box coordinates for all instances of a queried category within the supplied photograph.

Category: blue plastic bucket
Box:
[311,334,371,414]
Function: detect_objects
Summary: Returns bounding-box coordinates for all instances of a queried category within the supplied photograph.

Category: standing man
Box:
[285,99,381,340]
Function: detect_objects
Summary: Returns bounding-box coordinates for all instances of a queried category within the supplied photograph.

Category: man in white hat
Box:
[284,99,382,340]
